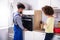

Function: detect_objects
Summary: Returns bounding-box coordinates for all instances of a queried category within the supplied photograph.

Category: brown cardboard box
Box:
[33,10,42,31]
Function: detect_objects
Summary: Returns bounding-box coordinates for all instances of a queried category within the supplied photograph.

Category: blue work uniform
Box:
[13,12,24,40]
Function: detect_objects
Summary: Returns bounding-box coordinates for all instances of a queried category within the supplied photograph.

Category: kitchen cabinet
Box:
[24,31,45,40]
[0,28,8,40]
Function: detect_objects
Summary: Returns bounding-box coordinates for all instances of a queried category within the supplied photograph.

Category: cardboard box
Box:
[33,10,42,31]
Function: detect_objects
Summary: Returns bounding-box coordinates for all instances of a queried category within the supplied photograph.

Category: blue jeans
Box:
[14,25,23,40]
[44,33,54,40]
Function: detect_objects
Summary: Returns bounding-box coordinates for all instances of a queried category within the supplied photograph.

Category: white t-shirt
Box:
[44,17,54,33]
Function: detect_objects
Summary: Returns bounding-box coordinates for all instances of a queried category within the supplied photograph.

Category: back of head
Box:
[42,6,54,16]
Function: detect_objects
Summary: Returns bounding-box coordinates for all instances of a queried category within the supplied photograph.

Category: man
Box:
[13,3,27,40]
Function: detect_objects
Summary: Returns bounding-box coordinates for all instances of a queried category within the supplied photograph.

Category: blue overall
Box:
[13,13,24,40]
[14,25,23,40]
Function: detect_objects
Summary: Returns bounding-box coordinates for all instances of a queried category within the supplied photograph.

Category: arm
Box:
[16,16,24,30]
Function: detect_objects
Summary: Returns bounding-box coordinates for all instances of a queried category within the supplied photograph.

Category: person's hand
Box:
[24,28,28,31]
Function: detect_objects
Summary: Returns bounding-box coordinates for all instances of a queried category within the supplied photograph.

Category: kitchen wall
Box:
[51,0,60,8]
[12,0,50,11]
[0,0,11,29]
[0,0,60,28]
[12,0,60,27]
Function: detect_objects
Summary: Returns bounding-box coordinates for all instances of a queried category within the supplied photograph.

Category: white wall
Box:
[51,0,60,8]
[0,0,11,29]
[9,0,60,27]
[12,0,50,10]
[0,0,60,28]
[7,0,51,28]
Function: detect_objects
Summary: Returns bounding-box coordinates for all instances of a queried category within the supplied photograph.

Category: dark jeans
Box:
[44,33,54,40]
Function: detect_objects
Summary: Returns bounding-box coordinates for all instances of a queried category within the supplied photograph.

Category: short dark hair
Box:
[17,3,25,9]
[42,6,54,16]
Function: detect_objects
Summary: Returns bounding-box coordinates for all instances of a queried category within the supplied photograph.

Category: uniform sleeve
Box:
[16,16,24,30]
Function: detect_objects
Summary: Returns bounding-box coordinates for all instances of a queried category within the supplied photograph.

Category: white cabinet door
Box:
[0,29,8,40]
[24,31,45,40]
[33,31,45,40]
